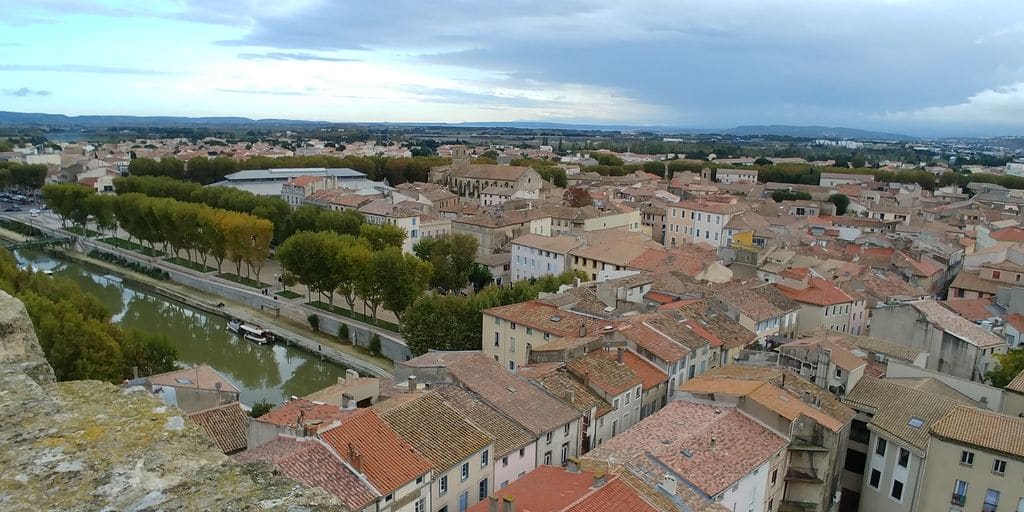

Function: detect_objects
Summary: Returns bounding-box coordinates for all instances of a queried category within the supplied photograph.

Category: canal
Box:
[12,248,349,407]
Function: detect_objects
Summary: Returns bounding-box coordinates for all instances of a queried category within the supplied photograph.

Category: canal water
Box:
[12,249,348,407]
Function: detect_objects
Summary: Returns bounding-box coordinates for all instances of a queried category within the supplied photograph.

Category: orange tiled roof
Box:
[464,466,598,512]
[776,277,854,306]
[930,406,1024,458]
[990,226,1024,242]
[319,409,433,495]
[617,319,690,363]
[484,301,616,338]
[568,349,643,396]
[1005,312,1024,332]
[257,399,353,431]
[188,403,248,454]
[617,350,669,390]
[565,477,660,512]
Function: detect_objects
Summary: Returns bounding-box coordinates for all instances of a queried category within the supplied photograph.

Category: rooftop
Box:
[930,406,1024,459]
[483,301,616,339]
[567,349,644,396]
[909,299,1005,348]
[843,377,964,453]
[318,409,433,495]
[256,399,353,431]
[446,353,583,435]
[187,403,249,454]
[585,402,787,497]
[145,364,239,394]
[433,385,536,457]
[512,233,584,253]
[776,276,855,307]
[464,465,605,512]
[376,391,492,472]
[235,436,378,510]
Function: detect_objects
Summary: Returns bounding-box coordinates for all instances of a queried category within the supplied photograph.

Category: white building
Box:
[509,233,583,282]
[716,168,759,185]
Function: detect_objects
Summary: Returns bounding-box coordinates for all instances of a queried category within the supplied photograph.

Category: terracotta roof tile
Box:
[565,477,660,512]
[1006,369,1024,394]
[910,299,1005,348]
[1005,313,1024,332]
[464,466,598,512]
[568,349,643,396]
[717,284,800,322]
[235,436,378,509]
[434,385,536,457]
[776,276,854,306]
[145,364,239,394]
[257,399,354,431]
[527,367,613,418]
[617,319,691,363]
[187,403,249,454]
[585,402,787,496]
[319,409,433,495]
[377,392,493,472]
[930,406,1024,458]
[484,301,616,339]
[447,353,583,435]
[618,350,668,390]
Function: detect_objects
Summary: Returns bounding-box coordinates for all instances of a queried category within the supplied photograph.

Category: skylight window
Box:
[175,378,193,384]
[907,417,924,428]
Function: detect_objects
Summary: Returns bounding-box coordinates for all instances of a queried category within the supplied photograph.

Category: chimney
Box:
[616,347,625,365]
[488,496,499,512]
[345,369,359,381]
[592,473,607,488]
[501,496,515,512]
[407,375,418,392]
[341,393,352,410]
[579,323,587,337]
[562,389,575,403]
[710,436,717,450]
[348,443,362,474]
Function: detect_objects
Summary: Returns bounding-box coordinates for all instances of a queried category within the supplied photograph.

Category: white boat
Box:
[227,318,242,334]
[102,274,122,283]
[239,324,271,345]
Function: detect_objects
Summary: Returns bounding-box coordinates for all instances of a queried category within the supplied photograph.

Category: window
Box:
[508,360,516,371]
[526,327,533,335]
[890,479,904,501]
[510,322,516,330]
[868,469,881,489]
[1017,497,1024,512]
[875,438,887,457]
[984,489,1000,512]
[993,458,1007,475]
[384,494,393,503]
[625,393,630,405]
[897,448,910,468]
[461,462,469,481]
[501,456,508,467]
[481,449,489,467]
[564,424,570,435]
[845,449,866,474]
[414,498,425,512]
[478,479,489,501]
[635,387,641,399]
[993,271,1002,279]
[613,398,619,409]
[835,368,843,378]
[509,337,516,353]
[771,469,777,486]
[543,451,552,465]
[561,442,569,465]
[416,475,424,484]
[439,475,448,495]
[494,333,500,347]
[952,480,968,506]
[519,448,525,457]
[459,491,469,512]
[960,450,974,466]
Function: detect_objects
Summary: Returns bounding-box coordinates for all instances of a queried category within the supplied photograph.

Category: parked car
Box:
[3,206,22,212]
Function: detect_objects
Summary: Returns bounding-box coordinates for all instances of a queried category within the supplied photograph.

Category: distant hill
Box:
[722,125,913,141]
[0,111,914,140]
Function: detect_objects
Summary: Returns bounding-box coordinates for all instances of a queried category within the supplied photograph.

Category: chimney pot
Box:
[616,347,625,365]
[501,496,515,512]
[579,323,587,337]
[407,375,418,393]
[562,389,575,403]
[488,496,499,512]
[592,473,607,488]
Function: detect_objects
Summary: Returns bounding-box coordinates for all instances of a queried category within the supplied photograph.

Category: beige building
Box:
[482,300,615,372]
[917,406,1024,512]
[452,209,552,257]
[774,268,860,335]
[1004,371,1024,418]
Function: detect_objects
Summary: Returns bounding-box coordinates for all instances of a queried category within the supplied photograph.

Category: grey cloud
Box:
[0,64,170,75]
[237,52,358,63]
[3,87,52,97]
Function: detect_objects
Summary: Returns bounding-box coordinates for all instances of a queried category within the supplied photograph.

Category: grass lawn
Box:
[100,237,165,257]
[308,301,400,333]
[275,289,302,299]
[165,256,216,273]
[218,273,271,289]
[65,226,102,237]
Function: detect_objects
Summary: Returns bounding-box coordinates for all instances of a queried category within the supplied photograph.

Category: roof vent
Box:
[506,386,516,393]
[551,315,562,322]
[681,449,694,459]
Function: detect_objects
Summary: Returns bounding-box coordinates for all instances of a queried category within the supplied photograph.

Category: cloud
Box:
[237,52,357,63]
[216,88,316,97]
[885,82,1024,126]
[0,64,169,75]
[3,87,52,97]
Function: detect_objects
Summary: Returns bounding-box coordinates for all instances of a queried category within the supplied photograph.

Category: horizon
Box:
[3,1,1024,137]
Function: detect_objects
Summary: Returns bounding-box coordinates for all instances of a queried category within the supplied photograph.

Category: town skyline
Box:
[3,1,1024,137]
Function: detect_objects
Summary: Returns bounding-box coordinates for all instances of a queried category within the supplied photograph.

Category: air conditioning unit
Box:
[874,353,886,363]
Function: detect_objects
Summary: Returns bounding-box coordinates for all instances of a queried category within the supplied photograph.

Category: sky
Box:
[1,0,1024,136]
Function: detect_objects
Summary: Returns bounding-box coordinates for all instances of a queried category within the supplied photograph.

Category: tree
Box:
[468,264,494,291]
[360,223,406,251]
[851,154,867,169]
[119,329,178,378]
[420,233,478,292]
[827,194,850,215]
[376,247,433,324]
[402,294,481,355]
[754,157,773,166]
[832,156,850,168]
[987,348,1024,387]
[336,241,372,312]
[564,187,593,207]
[307,314,320,332]
[280,271,297,293]
[771,190,812,202]
[250,400,275,418]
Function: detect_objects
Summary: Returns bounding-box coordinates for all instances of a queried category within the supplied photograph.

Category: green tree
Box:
[771,190,812,202]
[468,264,494,291]
[851,154,867,168]
[360,223,406,251]
[754,157,773,166]
[987,348,1024,387]
[642,161,665,177]
[119,329,178,378]
[376,247,433,325]
[420,233,478,292]
[250,400,275,418]
[336,241,372,312]
[827,193,850,215]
